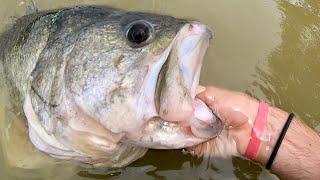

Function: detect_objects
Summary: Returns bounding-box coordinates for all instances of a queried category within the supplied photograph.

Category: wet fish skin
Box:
[0,6,220,167]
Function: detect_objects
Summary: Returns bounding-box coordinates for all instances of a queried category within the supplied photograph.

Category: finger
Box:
[188,130,239,158]
[195,87,225,127]
[196,86,224,109]
[195,86,239,125]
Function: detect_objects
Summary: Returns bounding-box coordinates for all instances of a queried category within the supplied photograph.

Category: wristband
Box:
[266,113,295,169]
[245,101,269,160]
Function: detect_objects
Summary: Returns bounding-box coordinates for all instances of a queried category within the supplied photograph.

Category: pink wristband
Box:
[245,101,269,160]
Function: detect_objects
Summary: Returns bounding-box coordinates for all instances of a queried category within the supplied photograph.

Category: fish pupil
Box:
[127,23,150,44]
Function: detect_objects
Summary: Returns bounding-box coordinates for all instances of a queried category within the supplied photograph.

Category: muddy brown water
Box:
[0,0,319,179]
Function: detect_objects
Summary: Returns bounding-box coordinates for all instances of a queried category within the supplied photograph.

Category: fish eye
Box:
[126,20,154,47]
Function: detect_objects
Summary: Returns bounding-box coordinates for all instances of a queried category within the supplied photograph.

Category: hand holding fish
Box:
[190,86,259,157]
[191,86,320,179]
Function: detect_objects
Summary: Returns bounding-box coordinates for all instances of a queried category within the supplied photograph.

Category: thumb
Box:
[196,86,225,114]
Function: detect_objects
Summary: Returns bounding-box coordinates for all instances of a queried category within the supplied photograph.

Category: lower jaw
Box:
[156,86,223,139]
[125,97,222,149]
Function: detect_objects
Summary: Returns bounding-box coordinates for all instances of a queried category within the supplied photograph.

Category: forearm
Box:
[244,106,320,179]
[269,116,320,179]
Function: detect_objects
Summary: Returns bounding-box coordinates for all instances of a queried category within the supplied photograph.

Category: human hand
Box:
[189,86,260,157]
[189,86,320,180]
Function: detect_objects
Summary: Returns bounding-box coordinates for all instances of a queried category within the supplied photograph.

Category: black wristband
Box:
[266,113,295,170]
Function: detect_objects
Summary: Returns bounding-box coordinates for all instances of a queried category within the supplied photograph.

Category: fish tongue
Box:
[190,98,223,138]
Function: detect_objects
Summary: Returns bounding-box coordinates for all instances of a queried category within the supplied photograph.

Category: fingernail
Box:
[196,85,206,95]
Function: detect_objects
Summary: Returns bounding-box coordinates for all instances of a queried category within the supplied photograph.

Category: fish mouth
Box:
[156,23,212,120]
[128,23,222,149]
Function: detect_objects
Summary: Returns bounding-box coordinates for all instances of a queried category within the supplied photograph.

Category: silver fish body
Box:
[0,6,222,167]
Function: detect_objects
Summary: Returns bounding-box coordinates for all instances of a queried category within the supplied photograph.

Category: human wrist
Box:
[254,106,288,164]
[259,110,320,179]
[233,102,288,163]
[229,96,260,156]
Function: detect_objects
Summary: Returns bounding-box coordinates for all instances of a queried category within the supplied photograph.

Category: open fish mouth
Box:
[156,23,213,121]
[126,22,222,149]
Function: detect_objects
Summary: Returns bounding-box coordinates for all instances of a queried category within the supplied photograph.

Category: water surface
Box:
[0,0,319,179]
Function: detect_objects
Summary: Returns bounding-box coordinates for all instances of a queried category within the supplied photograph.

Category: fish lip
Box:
[181,23,212,99]
[155,23,212,118]
[180,33,211,99]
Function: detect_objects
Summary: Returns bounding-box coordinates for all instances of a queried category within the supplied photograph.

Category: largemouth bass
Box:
[0,6,222,167]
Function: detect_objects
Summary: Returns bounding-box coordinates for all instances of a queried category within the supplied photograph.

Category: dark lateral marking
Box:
[31,86,59,108]
[188,24,194,31]
[114,54,124,69]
